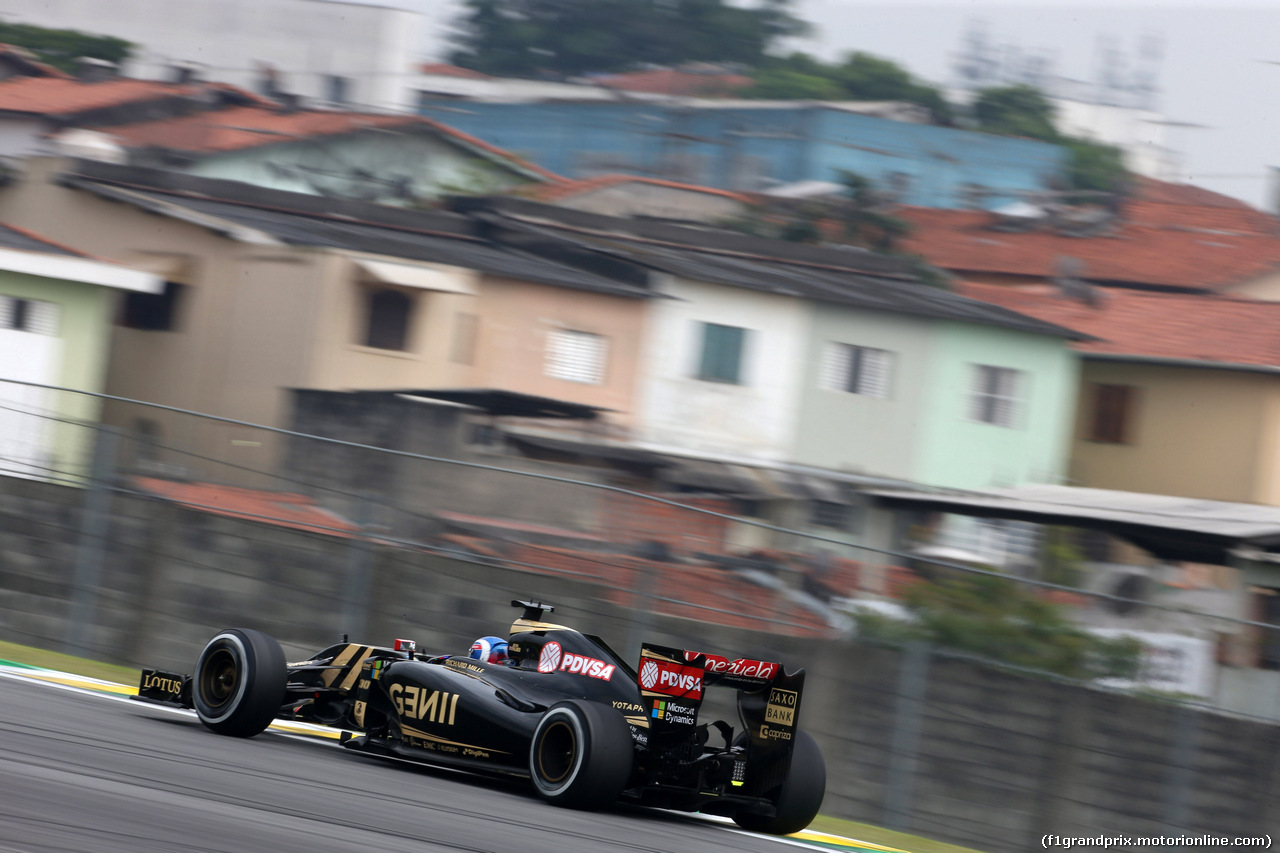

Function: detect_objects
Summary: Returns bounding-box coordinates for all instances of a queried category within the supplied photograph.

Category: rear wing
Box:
[637,643,806,770]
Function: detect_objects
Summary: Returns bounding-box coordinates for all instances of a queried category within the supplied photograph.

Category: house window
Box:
[885,171,912,202]
[364,288,414,351]
[820,342,892,398]
[133,418,161,462]
[1257,587,1280,670]
[451,312,478,365]
[121,281,184,331]
[968,364,1022,427]
[0,297,58,335]
[810,500,848,530]
[545,329,607,384]
[326,75,350,105]
[697,322,746,385]
[959,182,989,209]
[1089,384,1136,444]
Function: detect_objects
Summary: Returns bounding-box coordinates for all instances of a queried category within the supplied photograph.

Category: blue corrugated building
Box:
[418,100,1067,208]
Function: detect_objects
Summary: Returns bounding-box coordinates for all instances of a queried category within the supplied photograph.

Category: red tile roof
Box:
[98,106,565,182]
[499,542,830,636]
[134,476,358,537]
[102,107,428,154]
[525,173,751,203]
[1125,176,1279,234]
[958,281,1280,367]
[0,221,92,258]
[0,44,71,79]
[594,67,753,97]
[897,191,1280,291]
[419,63,491,80]
[0,76,269,117]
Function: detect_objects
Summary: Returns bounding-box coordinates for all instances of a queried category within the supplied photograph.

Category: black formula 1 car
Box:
[135,600,825,834]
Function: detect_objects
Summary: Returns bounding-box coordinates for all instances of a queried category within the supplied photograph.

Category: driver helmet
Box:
[469,635,510,665]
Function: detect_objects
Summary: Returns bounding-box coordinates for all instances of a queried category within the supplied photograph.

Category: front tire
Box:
[529,700,633,809]
[734,730,826,835]
[192,628,286,737]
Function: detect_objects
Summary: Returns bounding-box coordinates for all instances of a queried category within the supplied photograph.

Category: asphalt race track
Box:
[0,668,867,853]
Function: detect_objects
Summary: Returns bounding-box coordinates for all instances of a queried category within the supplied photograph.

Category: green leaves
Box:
[449,0,807,77]
[744,51,953,124]
[0,20,132,73]
[970,84,1130,194]
[856,573,1143,681]
[971,84,1059,142]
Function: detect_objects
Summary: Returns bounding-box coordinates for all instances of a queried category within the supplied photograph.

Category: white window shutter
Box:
[27,301,60,336]
[546,329,607,384]
[968,365,1022,427]
[1000,369,1022,428]
[819,342,851,391]
[969,365,988,421]
[859,348,892,398]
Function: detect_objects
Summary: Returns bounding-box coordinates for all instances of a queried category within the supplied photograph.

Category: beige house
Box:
[0,158,652,479]
[959,282,1280,505]
[938,283,1280,676]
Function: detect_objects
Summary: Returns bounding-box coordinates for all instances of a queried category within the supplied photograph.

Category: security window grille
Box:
[121,281,184,331]
[697,323,746,384]
[545,329,607,384]
[810,500,848,529]
[364,288,414,351]
[0,297,58,335]
[1089,384,1136,444]
[969,365,1022,427]
[820,343,892,397]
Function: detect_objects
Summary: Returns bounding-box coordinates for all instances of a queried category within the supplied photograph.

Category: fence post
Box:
[64,426,118,658]
[340,493,375,639]
[883,640,930,831]
[624,548,658,663]
[1160,704,1200,848]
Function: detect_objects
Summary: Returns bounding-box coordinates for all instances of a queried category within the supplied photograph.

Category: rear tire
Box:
[529,700,633,809]
[734,729,826,835]
[192,628,286,738]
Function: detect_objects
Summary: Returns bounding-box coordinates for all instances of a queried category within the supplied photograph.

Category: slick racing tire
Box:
[529,700,633,809]
[734,729,826,835]
[192,628,286,738]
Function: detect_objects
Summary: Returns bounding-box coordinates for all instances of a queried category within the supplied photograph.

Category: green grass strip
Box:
[806,816,987,853]
[0,640,141,685]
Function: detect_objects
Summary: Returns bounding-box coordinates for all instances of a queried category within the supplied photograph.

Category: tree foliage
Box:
[0,20,131,73]
[855,573,1142,681]
[971,84,1058,141]
[1060,138,1130,195]
[746,66,844,100]
[971,84,1129,194]
[449,0,807,77]
[744,51,952,123]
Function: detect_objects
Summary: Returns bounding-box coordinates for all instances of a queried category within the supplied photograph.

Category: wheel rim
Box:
[200,647,240,711]
[536,719,577,784]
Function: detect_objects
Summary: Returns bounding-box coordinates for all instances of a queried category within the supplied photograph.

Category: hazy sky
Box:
[409,1,1280,210]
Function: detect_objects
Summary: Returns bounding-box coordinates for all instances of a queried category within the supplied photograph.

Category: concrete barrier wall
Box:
[1,474,1277,851]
